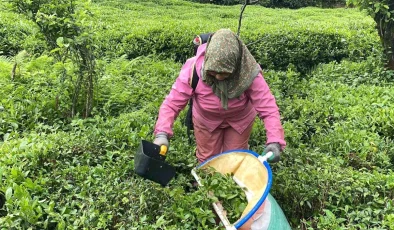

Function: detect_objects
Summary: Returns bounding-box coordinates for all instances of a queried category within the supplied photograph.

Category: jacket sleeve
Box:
[246,72,286,150]
[154,58,196,138]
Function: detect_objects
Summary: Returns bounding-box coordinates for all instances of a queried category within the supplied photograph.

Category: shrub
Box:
[1,1,382,73]
[0,11,45,56]
[92,4,381,73]
[96,56,181,116]
[186,0,347,8]
[0,56,68,141]
[272,148,394,229]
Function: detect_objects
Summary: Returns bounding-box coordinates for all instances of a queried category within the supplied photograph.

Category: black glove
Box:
[263,143,281,163]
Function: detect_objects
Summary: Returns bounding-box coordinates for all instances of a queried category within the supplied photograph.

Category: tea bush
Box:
[0,1,382,73]
[249,60,394,227]
[0,55,67,141]
[262,0,347,9]
[0,56,180,140]
[272,147,394,229]
[277,82,394,170]
[311,56,394,86]
[0,11,46,57]
[1,1,394,229]
[1,39,393,230]
[97,56,181,116]
[91,2,381,73]
[186,0,346,8]
[258,59,394,170]
[0,112,221,229]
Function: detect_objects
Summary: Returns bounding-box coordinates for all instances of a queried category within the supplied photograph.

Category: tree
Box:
[7,0,97,117]
[348,0,394,70]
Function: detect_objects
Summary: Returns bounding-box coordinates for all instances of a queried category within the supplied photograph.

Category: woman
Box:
[153,28,286,163]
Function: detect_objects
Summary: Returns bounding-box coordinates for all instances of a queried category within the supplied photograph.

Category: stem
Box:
[11,63,17,81]
[237,0,248,36]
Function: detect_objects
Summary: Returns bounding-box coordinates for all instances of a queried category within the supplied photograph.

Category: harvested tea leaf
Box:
[198,167,248,223]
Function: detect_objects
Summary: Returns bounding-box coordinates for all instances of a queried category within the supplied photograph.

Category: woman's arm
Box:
[246,72,286,149]
[154,58,196,138]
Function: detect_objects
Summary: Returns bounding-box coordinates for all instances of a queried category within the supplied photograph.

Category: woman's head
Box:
[203,29,241,80]
[202,28,261,110]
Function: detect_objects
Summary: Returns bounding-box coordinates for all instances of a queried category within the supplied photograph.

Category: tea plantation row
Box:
[1,0,381,74]
[1,0,393,229]
[1,53,393,228]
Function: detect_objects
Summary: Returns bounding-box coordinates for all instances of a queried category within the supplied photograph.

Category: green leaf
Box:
[3,133,10,142]
[5,187,12,200]
[56,37,64,47]
[155,215,166,226]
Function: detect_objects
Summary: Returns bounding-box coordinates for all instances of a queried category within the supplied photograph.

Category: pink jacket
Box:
[154,44,286,149]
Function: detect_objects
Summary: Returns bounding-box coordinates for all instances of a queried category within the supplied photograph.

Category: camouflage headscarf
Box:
[202,29,261,110]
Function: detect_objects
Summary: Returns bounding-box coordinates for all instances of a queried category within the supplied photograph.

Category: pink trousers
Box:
[193,117,254,163]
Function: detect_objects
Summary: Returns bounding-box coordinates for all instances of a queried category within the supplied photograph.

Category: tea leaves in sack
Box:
[199,167,248,223]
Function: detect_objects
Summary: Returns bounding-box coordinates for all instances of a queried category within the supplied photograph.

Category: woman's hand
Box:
[263,143,281,163]
[153,132,169,149]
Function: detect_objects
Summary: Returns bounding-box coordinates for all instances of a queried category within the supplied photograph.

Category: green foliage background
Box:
[186,0,347,8]
[1,0,394,229]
